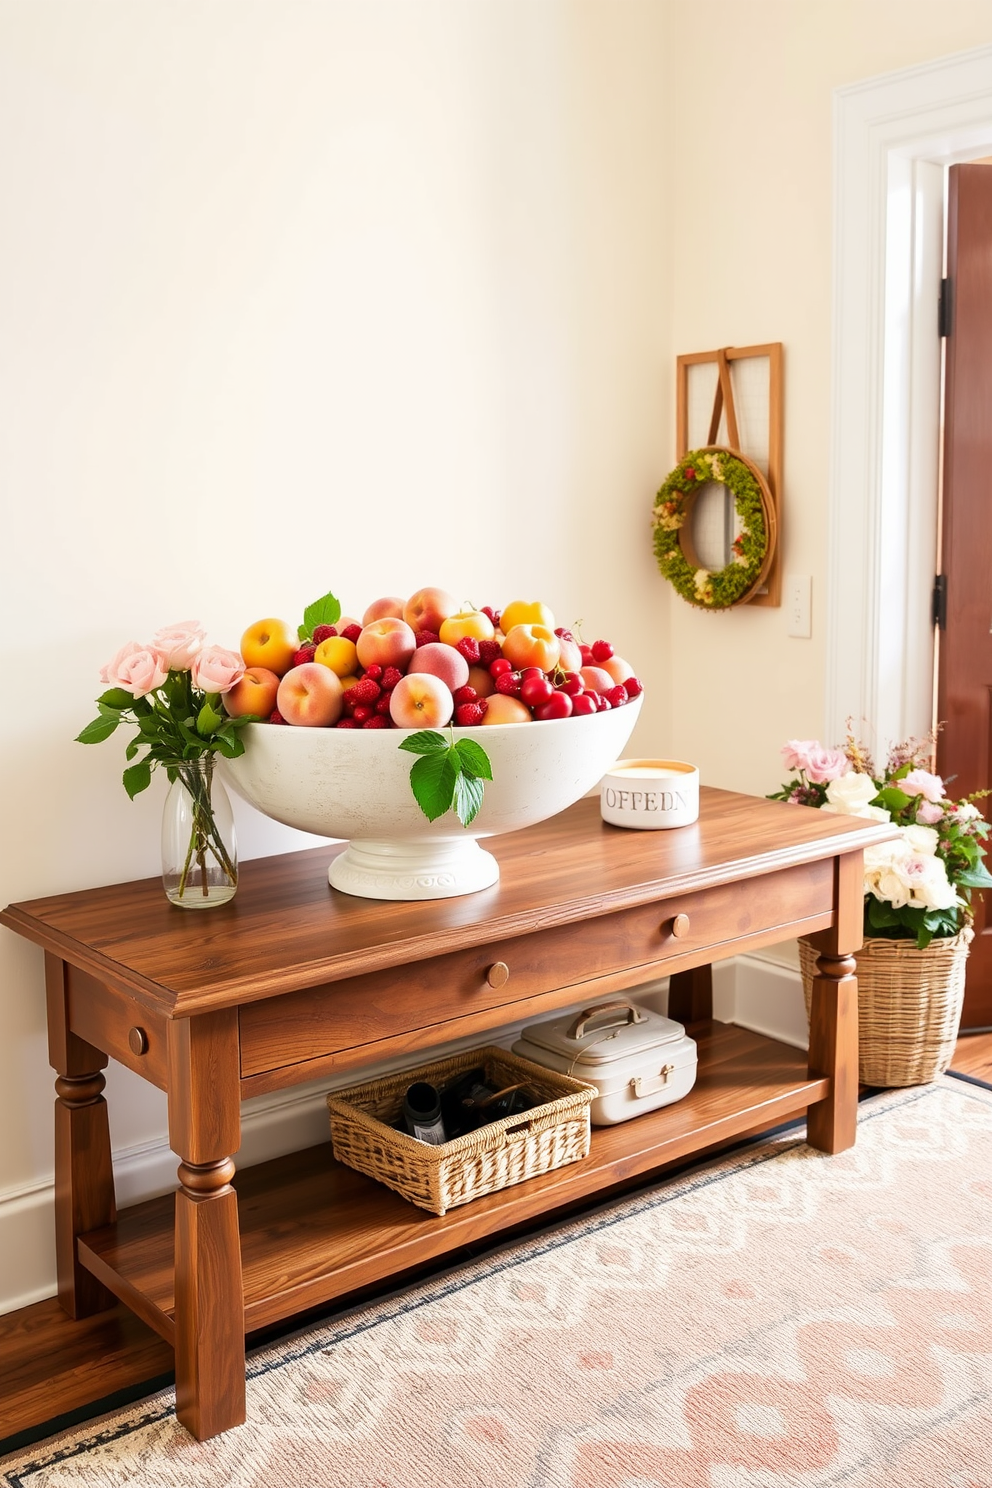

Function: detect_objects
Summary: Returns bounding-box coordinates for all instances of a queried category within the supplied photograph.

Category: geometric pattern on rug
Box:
[3,1077,991,1487]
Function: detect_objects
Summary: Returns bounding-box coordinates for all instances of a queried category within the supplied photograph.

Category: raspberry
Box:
[268,709,285,724]
[580,645,595,666]
[454,702,486,726]
[496,671,522,697]
[335,716,358,728]
[481,606,501,629]
[293,645,316,666]
[605,684,628,708]
[362,715,389,729]
[596,695,612,711]
[477,638,501,666]
[344,677,381,705]
[456,636,481,664]
[489,657,513,678]
[363,663,383,680]
[312,624,337,644]
[352,705,374,724]
[375,693,392,715]
[453,685,478,706]
[381,666,403,691]
[340,623,362,643]
[415,630,440,648]
[624,675,643,699]
[592,639,615,662]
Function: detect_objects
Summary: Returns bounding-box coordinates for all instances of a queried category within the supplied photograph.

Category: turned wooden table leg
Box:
[45,954,116,1318]
[168,1010,245,1441]
[806,851,863,1155]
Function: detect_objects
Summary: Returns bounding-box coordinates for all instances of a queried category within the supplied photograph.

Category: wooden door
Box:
[937,162,992,1030]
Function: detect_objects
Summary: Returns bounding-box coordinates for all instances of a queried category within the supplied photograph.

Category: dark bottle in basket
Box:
[402,1082,447,1145]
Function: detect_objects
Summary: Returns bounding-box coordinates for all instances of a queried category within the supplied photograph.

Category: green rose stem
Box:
[173,758,238,901]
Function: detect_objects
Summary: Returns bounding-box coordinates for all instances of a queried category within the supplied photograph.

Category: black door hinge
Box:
[932,573,947,629]
[938,277,953,338]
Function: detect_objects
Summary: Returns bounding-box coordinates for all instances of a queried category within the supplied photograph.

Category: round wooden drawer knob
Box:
[486,961,510,989]
[671,914,691,939]
[128,1027,149,1056]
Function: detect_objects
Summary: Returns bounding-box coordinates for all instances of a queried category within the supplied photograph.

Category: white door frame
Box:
[827,43,992,752]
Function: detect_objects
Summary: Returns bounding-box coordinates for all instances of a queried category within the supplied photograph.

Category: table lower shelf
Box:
[78,1022,827,1345]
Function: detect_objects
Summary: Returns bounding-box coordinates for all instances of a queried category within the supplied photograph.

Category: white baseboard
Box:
[0,955,805,1316]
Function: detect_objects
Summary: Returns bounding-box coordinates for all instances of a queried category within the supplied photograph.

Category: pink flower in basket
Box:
[780,740,849,784]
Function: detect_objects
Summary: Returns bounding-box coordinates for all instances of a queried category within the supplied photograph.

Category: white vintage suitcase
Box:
[512,1000,697,1127]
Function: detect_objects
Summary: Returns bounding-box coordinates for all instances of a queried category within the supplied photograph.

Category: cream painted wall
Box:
[665,0,992,797]
[0,0,672,1309]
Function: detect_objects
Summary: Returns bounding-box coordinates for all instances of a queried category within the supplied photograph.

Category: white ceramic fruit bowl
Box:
[222,696,642,900]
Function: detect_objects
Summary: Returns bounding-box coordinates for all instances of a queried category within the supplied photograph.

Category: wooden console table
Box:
[0,789,894,1440]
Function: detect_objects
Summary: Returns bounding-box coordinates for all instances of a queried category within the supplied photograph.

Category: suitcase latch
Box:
[631,1065,675,1099]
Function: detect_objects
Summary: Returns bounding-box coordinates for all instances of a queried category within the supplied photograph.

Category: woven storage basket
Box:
[326,1045,595,1215]
[798,927,973,1087]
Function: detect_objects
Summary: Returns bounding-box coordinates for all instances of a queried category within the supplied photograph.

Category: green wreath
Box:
[652,447,771,609]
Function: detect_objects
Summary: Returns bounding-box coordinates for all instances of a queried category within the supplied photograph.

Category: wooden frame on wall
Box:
[675,342,783,607]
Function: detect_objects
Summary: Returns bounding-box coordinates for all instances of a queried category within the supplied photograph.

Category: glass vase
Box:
[161,756,238,909]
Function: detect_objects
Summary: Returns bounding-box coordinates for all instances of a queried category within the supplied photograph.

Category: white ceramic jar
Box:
[599,757,700,830]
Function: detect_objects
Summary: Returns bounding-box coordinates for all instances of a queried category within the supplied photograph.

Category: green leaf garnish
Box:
[299,589,341,642]
[409,751,459,822]
[402,729,494,826]
[453,738,493,781]
[398,730,450,757]
[453,772,485,827]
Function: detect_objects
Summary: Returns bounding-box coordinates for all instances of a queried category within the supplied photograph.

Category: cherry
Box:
[571,693,598,716]
[591,639,614,662]
[556,672,584,696]
[352,705,374,723]
[495,671,523,697]
[536,691,573,720]
[489,657,513,678]
[520,674,555,708]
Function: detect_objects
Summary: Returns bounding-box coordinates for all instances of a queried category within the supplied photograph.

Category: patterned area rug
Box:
[4,1077,992,1487]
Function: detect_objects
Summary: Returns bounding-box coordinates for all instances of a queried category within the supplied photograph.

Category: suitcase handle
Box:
[568,1001,647,1041]
[631,1065,675,1099]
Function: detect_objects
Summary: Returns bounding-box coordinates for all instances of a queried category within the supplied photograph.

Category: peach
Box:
[223,666,281,719]
[408,641,469,692]
[240,617,298,677]
[404,586,459,636]
[603,655,636,685]
[467,664,495,698]
[580,665,615,694]
[439,609,495,646]
[362,596,406,625]
[556,630,583,672]
[481,694,532,725]
[388,673,454,729]
[314,635,359,678]
[501,623,561,673]
[501,599,556,634]
[276,663,343,727]
[356,617,417,671]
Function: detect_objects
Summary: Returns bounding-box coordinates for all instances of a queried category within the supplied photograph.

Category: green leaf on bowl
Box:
[402,728,494,826]
[409,751,459,822]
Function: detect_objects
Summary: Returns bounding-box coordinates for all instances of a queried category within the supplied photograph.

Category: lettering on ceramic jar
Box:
[603,786,689,814]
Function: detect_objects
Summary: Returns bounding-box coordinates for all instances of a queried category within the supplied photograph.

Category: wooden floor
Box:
[2,1029,990,1458]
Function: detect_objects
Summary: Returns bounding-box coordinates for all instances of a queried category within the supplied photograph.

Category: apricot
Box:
[240,617,298,677]
[223,667,280,719]
[481,695,532,724]
[501,624,561,673]
[314,636,359,678]
[276,663,343,727]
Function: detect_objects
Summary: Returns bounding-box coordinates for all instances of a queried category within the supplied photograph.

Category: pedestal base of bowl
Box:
[328,837,501,900]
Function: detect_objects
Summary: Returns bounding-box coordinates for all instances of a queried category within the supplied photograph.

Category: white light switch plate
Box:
[786,574,811,638]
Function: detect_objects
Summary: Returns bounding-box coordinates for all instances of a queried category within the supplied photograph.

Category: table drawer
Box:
[239,858,833,1077]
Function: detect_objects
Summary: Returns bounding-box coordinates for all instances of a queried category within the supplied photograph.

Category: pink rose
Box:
[191,645,245,695]
[916,799,944,825]
[99,642,169,699]
[151,620,206,671]
[902,769,944,804]
[781,740,850,784]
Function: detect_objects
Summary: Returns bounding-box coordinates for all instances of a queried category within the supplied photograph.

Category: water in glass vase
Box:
[161,757,238,908]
